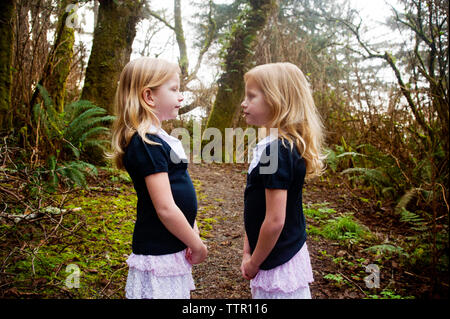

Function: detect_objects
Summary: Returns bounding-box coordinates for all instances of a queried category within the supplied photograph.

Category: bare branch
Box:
[186,0,217,84]
[142,3,175,31]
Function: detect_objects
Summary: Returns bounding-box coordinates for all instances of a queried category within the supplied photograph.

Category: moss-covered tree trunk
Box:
[30,0,75,113]
[81,0,144,114]
[0,0,16,131]
[44,0,75,112]
[206,0,277,135]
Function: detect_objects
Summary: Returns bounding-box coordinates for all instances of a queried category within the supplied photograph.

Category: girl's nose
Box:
[178,93,184,102]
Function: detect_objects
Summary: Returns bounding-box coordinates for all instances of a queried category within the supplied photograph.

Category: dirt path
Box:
[187,162,347,299]
[187,162,441,299]
[189,163,251,299]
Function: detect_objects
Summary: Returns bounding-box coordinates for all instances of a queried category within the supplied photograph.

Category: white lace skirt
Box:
[125,249,195,299]
[250,243,314,299]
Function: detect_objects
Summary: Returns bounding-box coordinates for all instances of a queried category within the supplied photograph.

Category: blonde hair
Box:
[109,57,180,169]
[244,62,326,178]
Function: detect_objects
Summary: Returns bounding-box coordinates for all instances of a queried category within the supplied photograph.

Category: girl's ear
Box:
[142,88,155,106]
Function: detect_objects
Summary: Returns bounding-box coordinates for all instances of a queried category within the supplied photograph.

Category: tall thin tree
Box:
[29,0,76,113]
[0,0,16,131]
[206,0,278,136]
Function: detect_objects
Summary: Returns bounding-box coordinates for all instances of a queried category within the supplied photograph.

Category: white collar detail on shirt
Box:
[149,125,188,162]
[248,134,278,174]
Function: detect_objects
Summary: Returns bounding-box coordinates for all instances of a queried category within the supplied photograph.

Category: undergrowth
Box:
[0,168,216,298]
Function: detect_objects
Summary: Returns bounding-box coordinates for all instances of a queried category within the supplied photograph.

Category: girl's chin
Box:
[161,111,179,121]
[245,118,255,126]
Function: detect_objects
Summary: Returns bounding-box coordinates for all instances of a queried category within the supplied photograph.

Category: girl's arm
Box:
[243,233,251,256]
[241,233,252,280]
[242,188,287,278]
[145,172,207,264]
[193,220,200,235]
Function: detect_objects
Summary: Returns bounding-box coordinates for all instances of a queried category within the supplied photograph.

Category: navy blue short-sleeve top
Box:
[123,132,197,255]
[244,138,307,270]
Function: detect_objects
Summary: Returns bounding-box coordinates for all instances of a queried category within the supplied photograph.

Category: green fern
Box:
[399,208,427,231]
[365,244,408,257]
[47,155,59,191]
[336,151,367,159]
[33,85,110,190]
[341,167,391,187]
[325,148,338,172]
[395,188,422,214]
[34,86,114,161]
[63,100,115,149]
[55,160,98,188]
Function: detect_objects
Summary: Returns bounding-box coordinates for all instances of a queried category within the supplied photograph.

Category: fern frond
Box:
[79,126,110,144]
[33,87,65,140]
[54,160,98,188]
[36,84,53,107]
[70,160,98,176]
[32,103,44,124]
[412,158,432,183]
[65,111,112,146]
[336,152,367,158]
[325,148,338,172]
[64,99,98,119]
[65,144,81,159]
[83,139,110,150]
[365,244,408,257]
[395,188,423,214]
[341,167,390,186]
[382,187,395,195]
[66,107,107,136]
[46,105,64,138]
[399,208,427,231]
[47,155,57,171]
[73,115,114,138]
[63,166,87,187]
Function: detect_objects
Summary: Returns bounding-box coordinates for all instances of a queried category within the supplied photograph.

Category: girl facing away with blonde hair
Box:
[240,62,326,299]
[109,57,207,299]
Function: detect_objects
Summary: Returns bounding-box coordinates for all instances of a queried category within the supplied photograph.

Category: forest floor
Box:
[0,162,448,299]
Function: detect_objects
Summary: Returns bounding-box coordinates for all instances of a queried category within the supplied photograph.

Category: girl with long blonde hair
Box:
[110,57,207,299]
[240,62,325,299]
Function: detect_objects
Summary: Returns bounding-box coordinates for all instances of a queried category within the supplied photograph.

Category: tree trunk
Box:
[174,0,188,89]
[45,0,75,112]
[81,0,144,114]
[30,0,75,113]
[0,0,16,131]
[206,0,278,135]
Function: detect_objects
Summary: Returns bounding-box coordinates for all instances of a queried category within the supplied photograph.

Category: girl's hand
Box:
[241,254,259,280]
[186,222,201,261]
[186,241,207,265]
[240,253,252,280]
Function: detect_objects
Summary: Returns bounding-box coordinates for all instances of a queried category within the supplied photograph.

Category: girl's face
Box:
[148,73,184,121]
[241,79,271,127]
